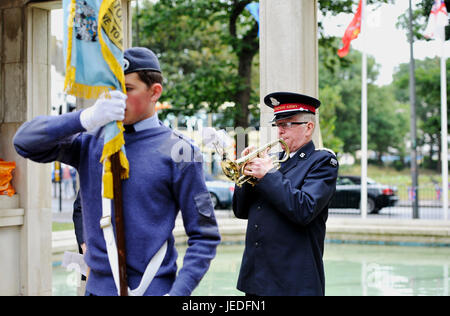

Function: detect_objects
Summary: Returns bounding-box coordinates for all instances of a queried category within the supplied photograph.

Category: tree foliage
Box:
[136,0,395,128]
[393,57,450,169]
[319,38,409,157]
[137,0,259,129]
[134,0,419,163]
[396,0,450,42]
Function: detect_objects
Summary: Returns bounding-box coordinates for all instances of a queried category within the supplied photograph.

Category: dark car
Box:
[204,172,235,209]
[330,175,399,214]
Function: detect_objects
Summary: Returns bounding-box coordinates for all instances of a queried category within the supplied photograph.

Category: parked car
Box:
[330,175,399,214]
[204,172,235,209]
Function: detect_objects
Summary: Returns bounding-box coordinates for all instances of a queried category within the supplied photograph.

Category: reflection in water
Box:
[324,243,449,296]
[53,243,449,296]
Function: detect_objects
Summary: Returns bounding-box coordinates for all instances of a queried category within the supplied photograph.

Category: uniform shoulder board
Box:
[316,147,338,167]
[315,147,336,157]
[172,129,194,144]
[329,157,338,167]
[172,129,186,139]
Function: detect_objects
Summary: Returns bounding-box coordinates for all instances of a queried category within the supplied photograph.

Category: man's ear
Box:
[149,83,163,103]
[306,121,315,137]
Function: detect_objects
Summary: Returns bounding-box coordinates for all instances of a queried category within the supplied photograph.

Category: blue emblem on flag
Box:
[74,0,98,42]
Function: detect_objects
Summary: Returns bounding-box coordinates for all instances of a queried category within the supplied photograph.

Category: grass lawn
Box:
[339,164,443,187]
[339,164,447,202]
[52,222,74,232]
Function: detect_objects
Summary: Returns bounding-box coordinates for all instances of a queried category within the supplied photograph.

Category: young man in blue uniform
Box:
[233,92,338,296]
[14,47,221,296]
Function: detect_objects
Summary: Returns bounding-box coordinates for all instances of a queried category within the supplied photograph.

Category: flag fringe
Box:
[100,122,126,168]
[102,150,130,199]
[63,0,76,95]
[102,161,114,200]
[100,121,130,199]
[65,81,116,100]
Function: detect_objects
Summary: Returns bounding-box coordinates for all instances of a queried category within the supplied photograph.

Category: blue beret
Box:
[264,92,320,122]
[123,47,161,74]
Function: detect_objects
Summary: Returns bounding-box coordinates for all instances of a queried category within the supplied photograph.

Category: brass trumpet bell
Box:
[221,138,290,187]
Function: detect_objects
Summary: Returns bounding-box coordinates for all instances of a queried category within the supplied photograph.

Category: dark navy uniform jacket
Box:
[233,141,338,296]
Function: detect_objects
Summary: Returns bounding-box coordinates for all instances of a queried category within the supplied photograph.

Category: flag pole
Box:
[425,1,449,220]
[440,32,448,221]
[361,0,368,219]
[408,0,419,219]
[335,0,367,216]
[111,152,128,296]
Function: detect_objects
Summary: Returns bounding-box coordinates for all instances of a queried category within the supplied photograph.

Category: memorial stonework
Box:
[0,0,132,296]
[0,0,319,295]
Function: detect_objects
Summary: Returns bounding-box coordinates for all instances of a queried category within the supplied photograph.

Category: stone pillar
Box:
[0,0,132,296]
[0,1,52,295]
[259,0,322,146]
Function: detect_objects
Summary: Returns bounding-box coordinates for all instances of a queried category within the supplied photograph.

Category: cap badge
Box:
[123,58,130,71]
[270,97,280,106]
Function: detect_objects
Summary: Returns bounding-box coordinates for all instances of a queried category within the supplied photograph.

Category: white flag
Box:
[424,0,449,40]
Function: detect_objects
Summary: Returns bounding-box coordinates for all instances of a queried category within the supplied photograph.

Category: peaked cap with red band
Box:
[264,92,321,122]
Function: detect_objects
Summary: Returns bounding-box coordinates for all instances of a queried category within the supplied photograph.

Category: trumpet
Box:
[220,138,290,187]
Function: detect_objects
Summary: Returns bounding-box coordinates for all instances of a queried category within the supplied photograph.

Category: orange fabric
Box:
[0,159,16,197]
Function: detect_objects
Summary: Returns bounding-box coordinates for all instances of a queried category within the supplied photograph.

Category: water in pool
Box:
[53,242,449,296]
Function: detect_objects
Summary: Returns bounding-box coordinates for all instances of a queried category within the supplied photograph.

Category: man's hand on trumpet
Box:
[242,147,274,180]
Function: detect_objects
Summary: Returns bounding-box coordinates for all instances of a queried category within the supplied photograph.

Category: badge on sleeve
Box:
[330,158,338,167]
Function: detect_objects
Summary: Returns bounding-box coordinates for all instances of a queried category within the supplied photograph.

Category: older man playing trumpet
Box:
[233,92,339,296]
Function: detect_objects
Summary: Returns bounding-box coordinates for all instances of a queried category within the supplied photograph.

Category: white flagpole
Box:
[440,29,448,221]
[361,0,368,219]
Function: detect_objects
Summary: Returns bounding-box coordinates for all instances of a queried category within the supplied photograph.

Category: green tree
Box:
[137,0,259,129]
[135,0,394,130]
[319,44,379,154]
[319,37,409,159]
[393,57,450,170]
[367,85,409,163]
[396,0,450,42]
[318,85,345,154]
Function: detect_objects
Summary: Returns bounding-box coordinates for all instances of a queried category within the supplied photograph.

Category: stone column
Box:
[0,0,132,296]
[259,0,322,146]
[0,1,52,296]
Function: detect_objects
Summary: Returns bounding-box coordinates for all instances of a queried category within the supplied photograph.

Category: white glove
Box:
[80,90,127,131]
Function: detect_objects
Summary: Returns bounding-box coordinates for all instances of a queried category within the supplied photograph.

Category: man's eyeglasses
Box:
[271,122,308,128]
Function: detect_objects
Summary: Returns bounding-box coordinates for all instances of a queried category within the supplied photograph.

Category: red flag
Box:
[338,0,362,58]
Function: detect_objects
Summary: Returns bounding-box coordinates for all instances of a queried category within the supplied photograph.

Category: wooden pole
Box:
[111,152,128,296]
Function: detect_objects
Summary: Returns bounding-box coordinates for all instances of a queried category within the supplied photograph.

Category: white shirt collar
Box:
[132,113,160,132]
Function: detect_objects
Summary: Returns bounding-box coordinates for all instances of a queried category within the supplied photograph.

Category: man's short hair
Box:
[296,112,315,123]
[137,70,163,88]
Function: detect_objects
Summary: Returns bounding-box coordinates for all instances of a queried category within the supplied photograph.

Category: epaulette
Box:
[315,147,337,157]
[172,129,195,146]
[316,147,338,167]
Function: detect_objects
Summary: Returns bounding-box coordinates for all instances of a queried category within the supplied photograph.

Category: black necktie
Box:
[124,124,136,134]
